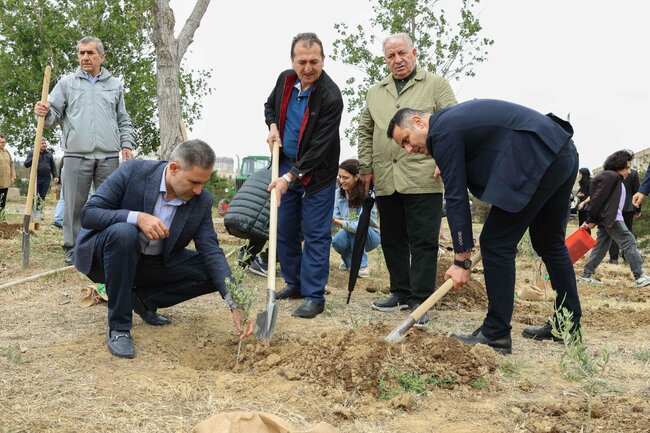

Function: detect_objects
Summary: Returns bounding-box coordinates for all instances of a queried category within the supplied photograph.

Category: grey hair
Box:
[291,32,325,59]
[170,139,216,170]
[0,133,6,139]
[382,33,414,54]
[77,36,105,54]
[387,108,427,139]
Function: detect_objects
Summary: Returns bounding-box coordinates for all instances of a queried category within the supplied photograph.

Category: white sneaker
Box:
[580,275,603,285]
[635,274,650,288]
[338,262,349,270]
[358,267,370,278]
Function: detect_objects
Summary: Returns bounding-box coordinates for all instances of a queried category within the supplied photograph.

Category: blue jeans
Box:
[277,157,335,303]
[332,228,380,268]
[479,141,581,339]
[53,185,64,225]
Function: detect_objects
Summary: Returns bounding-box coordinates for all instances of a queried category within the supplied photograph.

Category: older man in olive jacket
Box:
[358,33,457,326]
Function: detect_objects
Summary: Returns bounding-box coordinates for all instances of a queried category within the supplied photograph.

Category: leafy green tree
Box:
[0,0,210,156]
[331,0,494,145]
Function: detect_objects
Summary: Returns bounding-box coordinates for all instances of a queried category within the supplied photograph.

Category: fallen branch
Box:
[0,265,75,290]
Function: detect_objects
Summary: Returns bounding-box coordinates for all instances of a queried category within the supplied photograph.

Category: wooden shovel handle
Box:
[24,65,52,216]
[409,252,482,321]
[267,140,280,292]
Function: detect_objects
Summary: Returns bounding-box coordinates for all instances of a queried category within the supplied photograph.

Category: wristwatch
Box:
[281,173,294,184]
[453,258,472,269]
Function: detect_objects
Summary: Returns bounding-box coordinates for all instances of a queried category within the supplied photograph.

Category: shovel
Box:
[22,65,51,269]
[254,139,280,340]
[385,252,482,343]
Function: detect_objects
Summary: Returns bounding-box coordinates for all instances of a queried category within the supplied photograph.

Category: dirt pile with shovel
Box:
[238,325,498,398]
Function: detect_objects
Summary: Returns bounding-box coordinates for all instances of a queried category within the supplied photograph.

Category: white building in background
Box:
[215,156,235,179]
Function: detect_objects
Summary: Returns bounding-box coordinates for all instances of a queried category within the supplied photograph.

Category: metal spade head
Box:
[254,290,279,340]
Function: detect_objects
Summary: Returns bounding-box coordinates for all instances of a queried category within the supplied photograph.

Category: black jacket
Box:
[264,69,343,194]
[224,168,271,240]
[25,149,57,180]
[587,170,623,228]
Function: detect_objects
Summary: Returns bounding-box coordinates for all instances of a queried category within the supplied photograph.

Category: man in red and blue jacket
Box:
[264,32,343,319]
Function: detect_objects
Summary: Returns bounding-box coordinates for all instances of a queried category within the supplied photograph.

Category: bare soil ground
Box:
[1,207,649,433]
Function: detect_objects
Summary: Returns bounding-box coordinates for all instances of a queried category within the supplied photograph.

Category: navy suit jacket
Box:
[74,159,231,297]
[428,99,574,252]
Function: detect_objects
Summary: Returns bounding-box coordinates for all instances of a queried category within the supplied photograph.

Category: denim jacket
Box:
[333,190,379,234]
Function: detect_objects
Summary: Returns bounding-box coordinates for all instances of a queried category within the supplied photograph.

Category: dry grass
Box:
[1,203,649,432]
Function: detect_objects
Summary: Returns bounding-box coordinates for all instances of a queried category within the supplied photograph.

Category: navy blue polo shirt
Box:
[282,80,312,159]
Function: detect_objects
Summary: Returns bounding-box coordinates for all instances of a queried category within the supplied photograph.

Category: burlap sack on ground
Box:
[192,412,339,433]
[79,285,106,307]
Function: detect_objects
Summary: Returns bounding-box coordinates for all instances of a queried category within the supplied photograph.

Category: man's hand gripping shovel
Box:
[385,252,482,343]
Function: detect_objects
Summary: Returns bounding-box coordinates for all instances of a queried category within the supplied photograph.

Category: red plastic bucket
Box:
[565,228,597,264]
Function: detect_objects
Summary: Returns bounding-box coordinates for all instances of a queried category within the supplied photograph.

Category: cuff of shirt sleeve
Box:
[121,142,133,150]
[127,211,139,225]
[224,293,238,311]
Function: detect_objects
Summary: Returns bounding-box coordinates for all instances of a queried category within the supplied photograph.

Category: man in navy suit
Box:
[387,99,582,354]
[74,140,252,358]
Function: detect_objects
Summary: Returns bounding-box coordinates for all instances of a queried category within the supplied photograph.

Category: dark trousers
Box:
[479,141,581,339]
[277,157,335,303]
[376,192,443,306]
[35,178,50,210]
[240,236,268,264]
[609,211,636,261]
[578,207,591,235]
[86,222,218,331]
[0,188,7,213]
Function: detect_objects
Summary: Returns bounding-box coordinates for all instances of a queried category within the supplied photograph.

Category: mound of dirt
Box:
[0,222,21,239]
[435,256,488,310]
[238,325,498,397]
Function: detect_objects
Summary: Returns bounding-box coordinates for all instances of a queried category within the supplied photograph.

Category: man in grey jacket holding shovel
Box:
[34,36,133,265]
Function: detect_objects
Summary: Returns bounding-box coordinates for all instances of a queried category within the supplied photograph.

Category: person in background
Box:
[224,166,282,278]
[264,32,343,319]
[34,35,134,265]
[357,33,457,326]
[0,133,16,218]
[24,137,58,225]
[608,167,640,264]
[576,168,591,233]
[579,150,650,288]
[332,159,380,278]
[52,158,64,228]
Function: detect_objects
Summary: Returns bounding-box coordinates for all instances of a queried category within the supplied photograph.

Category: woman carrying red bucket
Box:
[578,150,650,287]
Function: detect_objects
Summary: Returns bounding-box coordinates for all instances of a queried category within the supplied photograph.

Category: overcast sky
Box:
[171,0,647,171]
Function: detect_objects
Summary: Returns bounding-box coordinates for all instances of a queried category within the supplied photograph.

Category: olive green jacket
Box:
[357,69,457,196]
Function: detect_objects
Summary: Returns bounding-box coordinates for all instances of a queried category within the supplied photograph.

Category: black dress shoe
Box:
[291,299,325,319]
[523,321,581,342]
[451,328,512,355]
[276,286,302,300]
[107,330,135,358]
[132,292,171,326]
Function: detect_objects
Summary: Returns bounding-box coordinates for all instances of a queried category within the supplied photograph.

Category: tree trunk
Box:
[151,0,210,159]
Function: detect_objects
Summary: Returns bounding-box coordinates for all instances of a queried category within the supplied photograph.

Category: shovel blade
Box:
[254,291,279,340]
[21,230,30,269]
[384,316,416,344]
